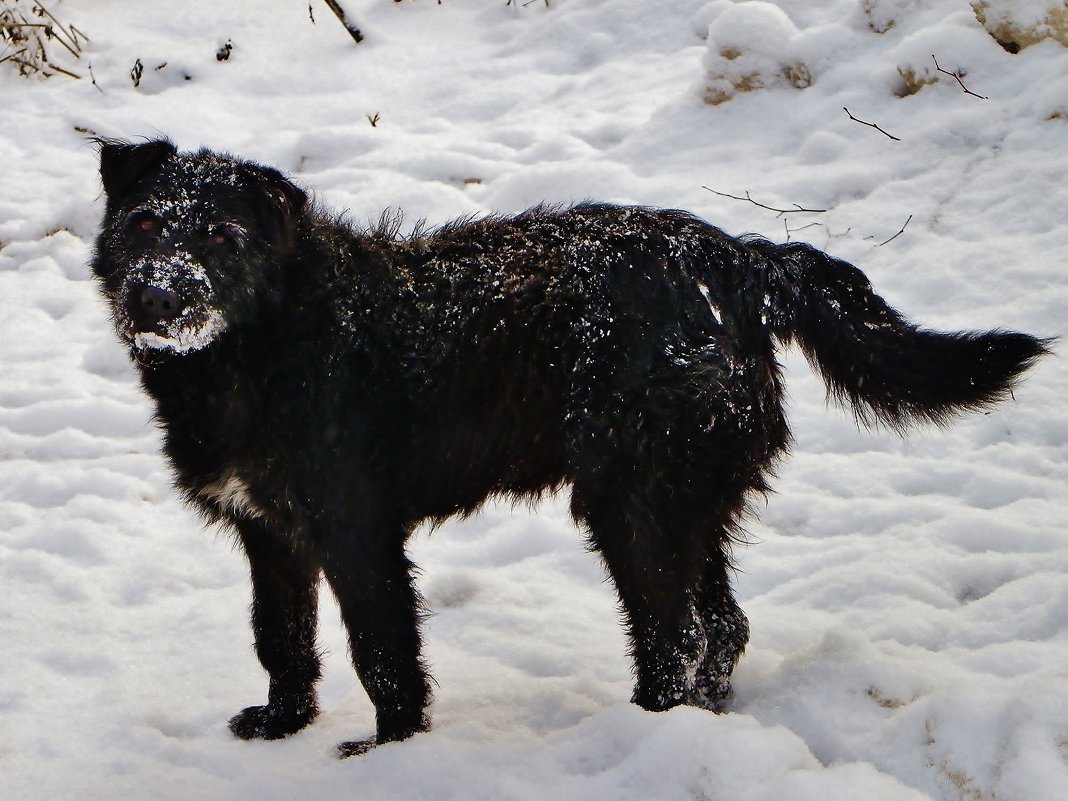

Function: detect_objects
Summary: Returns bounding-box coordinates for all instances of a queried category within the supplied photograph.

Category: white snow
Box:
[1,1,1066,799]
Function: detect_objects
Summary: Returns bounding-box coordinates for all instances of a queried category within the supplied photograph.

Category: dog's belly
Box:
[397,407,571,521]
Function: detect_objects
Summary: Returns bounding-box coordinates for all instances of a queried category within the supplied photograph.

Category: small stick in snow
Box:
[322,0,364,44]
[875,214,913,247]
[932,55,988,100]
[32,5,79,55]
[843,107,901,141]
[784,220,822,242]
[46,61,79,79]
[701,186,827,217]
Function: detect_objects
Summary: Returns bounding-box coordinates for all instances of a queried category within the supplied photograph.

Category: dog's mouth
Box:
[118,254,229,354]
[128,311,228,354]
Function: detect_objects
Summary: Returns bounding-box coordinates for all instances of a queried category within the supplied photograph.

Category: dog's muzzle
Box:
[118,253,228,353]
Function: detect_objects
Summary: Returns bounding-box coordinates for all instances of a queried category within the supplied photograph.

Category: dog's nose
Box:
[138,285,180,323]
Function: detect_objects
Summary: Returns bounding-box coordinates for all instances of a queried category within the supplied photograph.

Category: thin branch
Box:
[45,61,79,79]
[69,25,89,46]
[876,214,912,246]
[33,3,85,55]
[932,55,987,100]
[0,51,28,67]
[784,220,822,242]
[701,186,826,217]
[322,0,364,43]
[843,107,901,141]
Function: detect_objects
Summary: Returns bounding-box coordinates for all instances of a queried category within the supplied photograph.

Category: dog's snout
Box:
[130,283,181,329]
[140,285,180,321]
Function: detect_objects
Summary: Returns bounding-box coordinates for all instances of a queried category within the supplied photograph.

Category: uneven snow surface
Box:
[1,2,1066,799]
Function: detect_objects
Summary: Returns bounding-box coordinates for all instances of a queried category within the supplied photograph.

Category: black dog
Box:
[90,139,1047,756]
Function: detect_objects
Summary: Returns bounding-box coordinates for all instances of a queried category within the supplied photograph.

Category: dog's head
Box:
[91,139,307,354]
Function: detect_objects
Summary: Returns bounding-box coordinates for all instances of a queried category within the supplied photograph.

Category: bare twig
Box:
[46,61,78,78]
[702,186,826,217]
[322,0,364,43]
[875,214,912,246]
[34,5,74,51]
[932,55,987,100]
[843,107,901,141]
[784,220,822,242]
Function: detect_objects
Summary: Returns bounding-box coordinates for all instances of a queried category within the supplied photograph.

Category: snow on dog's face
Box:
[90,139,306,355]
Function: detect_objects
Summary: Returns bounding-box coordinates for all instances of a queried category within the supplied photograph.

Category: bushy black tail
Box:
[749,239,1051,430]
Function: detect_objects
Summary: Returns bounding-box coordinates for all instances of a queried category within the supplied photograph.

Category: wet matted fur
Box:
[90,139,1049,756]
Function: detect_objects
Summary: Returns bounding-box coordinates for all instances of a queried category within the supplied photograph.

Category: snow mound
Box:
[971,0,1068,51]
[702,2,811,105]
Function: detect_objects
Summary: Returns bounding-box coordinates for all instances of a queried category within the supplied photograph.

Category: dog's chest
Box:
[198,471,270,522]
[153,371,308,529]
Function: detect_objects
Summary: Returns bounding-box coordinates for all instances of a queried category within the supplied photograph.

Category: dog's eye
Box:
[208,224,244,249]
[128,213,162,237]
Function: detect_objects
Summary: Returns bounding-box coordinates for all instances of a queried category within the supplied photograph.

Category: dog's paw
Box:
[337,737,378,758]
[228,702,317,740]
[336,716,430,758]
[686,674,734,712]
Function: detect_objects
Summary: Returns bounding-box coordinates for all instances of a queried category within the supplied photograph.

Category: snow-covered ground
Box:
[2,1,1066,799]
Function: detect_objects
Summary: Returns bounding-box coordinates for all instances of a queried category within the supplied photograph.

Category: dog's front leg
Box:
[228,517,323,741]
[317,518,431,757]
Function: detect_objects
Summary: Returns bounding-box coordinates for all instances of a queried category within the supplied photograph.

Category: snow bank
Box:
[971,0,1068,50]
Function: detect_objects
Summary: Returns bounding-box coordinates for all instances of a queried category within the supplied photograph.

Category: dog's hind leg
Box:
[229,518,323,741]
[315,520,432,757]
[573,481,752,713]
[690,555,749,710]
[571,476,715,712]
[567,358,771,713]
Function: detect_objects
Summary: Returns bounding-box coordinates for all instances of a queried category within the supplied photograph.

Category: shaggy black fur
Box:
[90,139,1049,756]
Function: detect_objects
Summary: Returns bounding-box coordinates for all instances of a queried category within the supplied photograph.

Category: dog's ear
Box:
[250,166,308,253]
[98,139,177,201]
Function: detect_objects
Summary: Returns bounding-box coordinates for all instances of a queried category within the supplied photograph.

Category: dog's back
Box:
[347,203,790,521]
